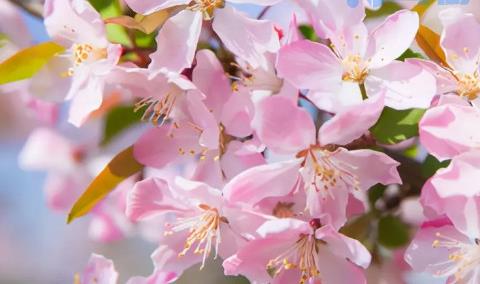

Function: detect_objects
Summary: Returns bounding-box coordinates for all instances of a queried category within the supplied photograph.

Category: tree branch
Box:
[8,0,43,19]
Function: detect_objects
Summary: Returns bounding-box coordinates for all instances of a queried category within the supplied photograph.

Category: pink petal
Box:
[367,60,436,110]
[18,128,77,173]
[149,10,202,74]
[426,151,480,237]
[333,148,402,190]
[252,95,316,154]
[126,270,177,284]
[126,178,185,221]
[67,76,104,126]
[307,81,363,113]
[440,9,480,74]
[133,125,199,169]
[315,245,367,284]
[277,40,343,92]
[220,91,255,138]
[405,223,469,276]
[213,6,280,70]
[220,140,265,182]
[44,0,107,47]
[319,92,384,146]
[81,254,118,284]
[192,49,231,118]
[316,225,371,268]
[186,91,219,149]
[223,159,301,206]
[419,103,480,161]
[367,10,419,69]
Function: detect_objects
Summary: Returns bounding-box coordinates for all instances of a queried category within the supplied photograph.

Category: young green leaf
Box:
[101,105,143,146]
[0,41,65,85]
[378,215,410,249]
[370,107,426,145]
[67,146,144,223]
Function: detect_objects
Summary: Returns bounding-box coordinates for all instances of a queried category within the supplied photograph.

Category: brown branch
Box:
[7,0,43,19]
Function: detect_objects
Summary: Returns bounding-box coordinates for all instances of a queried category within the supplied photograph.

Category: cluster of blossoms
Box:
[4,0,480,283]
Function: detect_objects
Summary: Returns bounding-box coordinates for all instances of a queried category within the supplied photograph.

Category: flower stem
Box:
[359,83,368,100]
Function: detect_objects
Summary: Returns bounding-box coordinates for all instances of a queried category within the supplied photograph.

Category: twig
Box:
[7,0,43,19]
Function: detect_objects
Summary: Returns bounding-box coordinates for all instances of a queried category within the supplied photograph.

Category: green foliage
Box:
[397,49,424,62]
[101,105,143,146]
[365,2,402,18]
[88,0,132,47]
[0,41,65,85]
[370,107,426,145]
[298,25,317,41]
[421,155,451,179]
[378,215,410,248]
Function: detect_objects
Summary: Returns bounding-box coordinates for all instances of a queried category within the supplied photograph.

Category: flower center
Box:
[188,0,225,20]
[266,234,324,284]
[299,147,360,200]
[456,72,480,101]
[342,54,369,83]
[431,232,480,282]
[165,204,228,269]
[62,43,107,77]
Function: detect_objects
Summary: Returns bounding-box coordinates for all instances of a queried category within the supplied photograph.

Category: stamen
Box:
[341,55,369,83]
[165,204,227,269]
[187,0,225,20]
[266,234,322,284]
[134,92,179,125]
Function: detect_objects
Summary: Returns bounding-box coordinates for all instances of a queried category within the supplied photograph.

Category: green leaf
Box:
[88,0,132,47]
[0,41,65,85]
[368,184,386,209]
[67,146,144,223]
[101,105,143,146]
[298,25,317,41]
[378,215,410,249]
[397,49,424,62]
[370,107,426,145]
[365,2,402,19]
[421,154,451,179]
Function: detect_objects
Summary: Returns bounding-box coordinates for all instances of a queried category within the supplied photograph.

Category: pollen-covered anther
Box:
[431,231,480,281]
[134,92,179,125]
[72,43,107,66]
[455,72,480,100]
[341,54,369,83]
[165,203,227,269]
[266,234,322,284]
[188,0,225,20]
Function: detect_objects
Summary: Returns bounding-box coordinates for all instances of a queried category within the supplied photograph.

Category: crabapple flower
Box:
[125,0,280,72]
[277,8,436,112]
[421,150,480,238]
[76,254,118,284]
[43,0,122,126]
[410,9,480,107]
[126,177,261,275]
[243,94,401,228]
[223,218,371,284]
[134,50,264,187]
[419,95,480,161]
[406,218,480,284]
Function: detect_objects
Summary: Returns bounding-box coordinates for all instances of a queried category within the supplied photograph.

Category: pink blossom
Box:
[228,94,402,228]
[124,0,280,72]
[277,6,436,112]
[223,218,371,284]
[405,218,480,284]
[409,9,480,107]
[126,176,265,275]
[77,254,119,284]
[133,50,264,187]
[43,0,122,126]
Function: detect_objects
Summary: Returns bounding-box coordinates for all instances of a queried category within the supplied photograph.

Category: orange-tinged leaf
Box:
[105,6,184,34]
[412,0,436,18]
[415,25,448,67]
[0,41,65,85]
[67,146,144,223]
